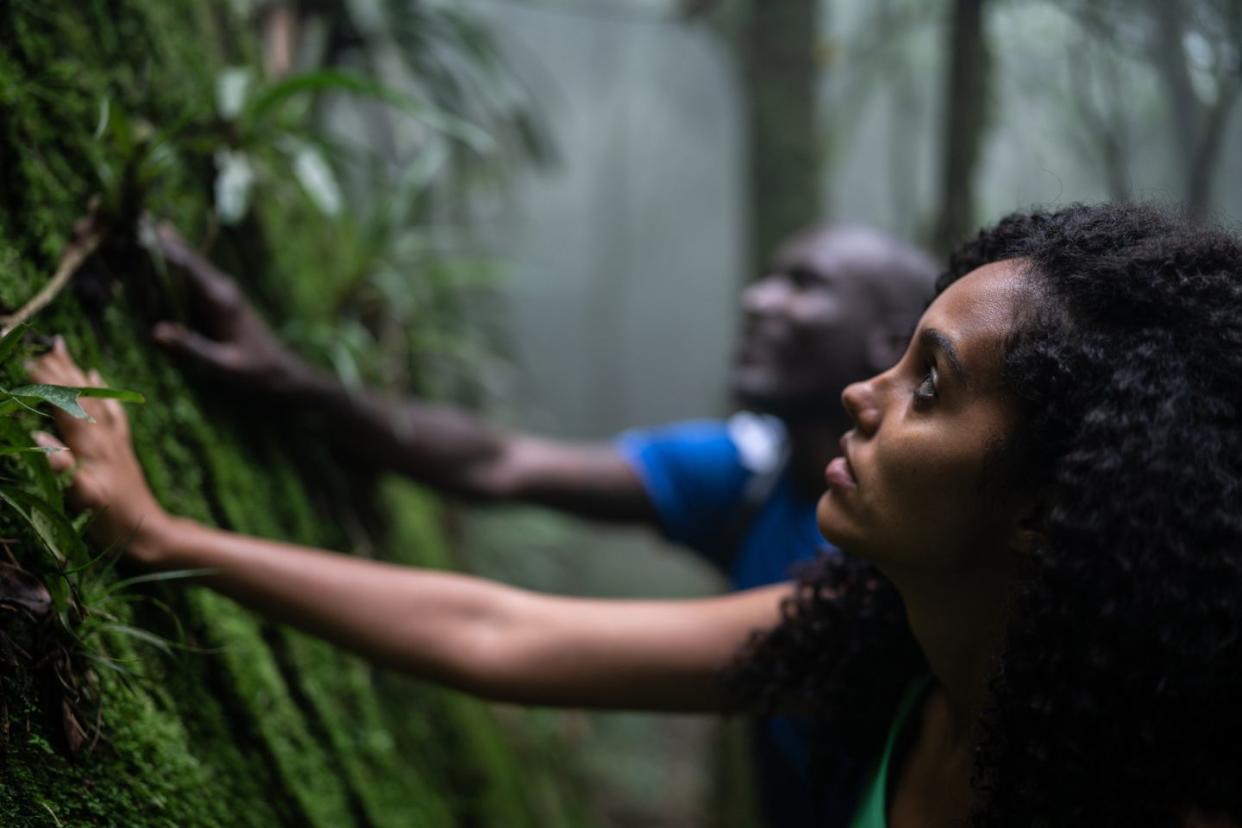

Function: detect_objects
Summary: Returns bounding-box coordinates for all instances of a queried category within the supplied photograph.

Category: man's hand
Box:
[27,339,170,563]
[144,222,655,523]
[150,221,313,396]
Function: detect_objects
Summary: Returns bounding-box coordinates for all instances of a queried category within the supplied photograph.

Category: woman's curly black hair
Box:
[734,202,1242,826]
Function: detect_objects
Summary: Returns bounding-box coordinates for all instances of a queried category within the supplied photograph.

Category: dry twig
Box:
[1,218,105,336]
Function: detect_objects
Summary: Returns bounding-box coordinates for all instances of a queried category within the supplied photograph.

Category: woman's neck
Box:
[885,559,1016,747]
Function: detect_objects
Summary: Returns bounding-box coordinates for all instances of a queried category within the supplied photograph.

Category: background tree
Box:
[742,0,822,275]
[1051,0,1242,219]
[932,0,993,254]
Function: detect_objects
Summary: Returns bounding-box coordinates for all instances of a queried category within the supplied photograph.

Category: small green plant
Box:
[197,65,489,227]
[0,324,202,756]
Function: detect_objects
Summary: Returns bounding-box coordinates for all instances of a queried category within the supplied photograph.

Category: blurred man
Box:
[150,221,936,826]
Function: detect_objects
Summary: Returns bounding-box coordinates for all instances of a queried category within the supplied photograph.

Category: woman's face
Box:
[818,259,1034,575]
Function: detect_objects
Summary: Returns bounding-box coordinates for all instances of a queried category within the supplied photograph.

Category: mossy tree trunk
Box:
[0,3,580,826]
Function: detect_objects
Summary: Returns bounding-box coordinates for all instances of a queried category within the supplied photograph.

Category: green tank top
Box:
[848,678,933,828]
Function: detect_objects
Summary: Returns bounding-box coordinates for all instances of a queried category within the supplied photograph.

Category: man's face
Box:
[732,229,881,416]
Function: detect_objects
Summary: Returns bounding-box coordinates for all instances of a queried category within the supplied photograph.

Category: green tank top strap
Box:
[847,677,934,828]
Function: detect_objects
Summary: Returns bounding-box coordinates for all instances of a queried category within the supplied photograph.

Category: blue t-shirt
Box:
[617,413,825,589]
[619,413,854,826]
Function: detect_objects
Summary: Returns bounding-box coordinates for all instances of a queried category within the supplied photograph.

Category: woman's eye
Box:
[913,365,938,406]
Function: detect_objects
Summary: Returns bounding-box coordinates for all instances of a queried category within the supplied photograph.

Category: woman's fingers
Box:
[28,338,81,386]
[27,339,117,433]
[27,341,91,438]
[32,431,74,474]
[87,369,125,428]
[22,339,166,552]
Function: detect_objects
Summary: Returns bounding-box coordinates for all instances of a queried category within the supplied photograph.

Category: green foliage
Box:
[3,383,145,421]
[0,0,581,825]
[250,0,552,402]
[244,67,491,151]
[202,64,492,226]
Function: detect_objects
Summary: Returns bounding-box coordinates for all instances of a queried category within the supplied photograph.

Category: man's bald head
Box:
[782,223,937,324]
[733,223,937,419]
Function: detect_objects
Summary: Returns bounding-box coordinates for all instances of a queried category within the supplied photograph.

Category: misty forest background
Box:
[1,0,1239,826]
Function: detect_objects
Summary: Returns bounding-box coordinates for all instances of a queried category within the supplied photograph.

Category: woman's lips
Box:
[824,456,857,490]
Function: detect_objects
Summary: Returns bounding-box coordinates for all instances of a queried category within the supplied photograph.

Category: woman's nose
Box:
[841,377,882,436]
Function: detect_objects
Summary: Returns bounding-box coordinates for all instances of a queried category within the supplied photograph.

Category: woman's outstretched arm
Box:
[28,341,788,712]
[119,519,787,710]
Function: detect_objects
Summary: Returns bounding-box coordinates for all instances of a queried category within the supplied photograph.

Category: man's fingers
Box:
[152,322,238,373]
[32,431,74,474]
[153,221,243,314]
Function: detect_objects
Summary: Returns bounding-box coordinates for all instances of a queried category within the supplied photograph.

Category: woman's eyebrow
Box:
[920,328,967,384]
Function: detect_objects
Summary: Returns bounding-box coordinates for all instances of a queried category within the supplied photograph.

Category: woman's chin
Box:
[816,493,863,553]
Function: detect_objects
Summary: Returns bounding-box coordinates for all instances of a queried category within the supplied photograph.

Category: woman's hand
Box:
[27,338,171,563]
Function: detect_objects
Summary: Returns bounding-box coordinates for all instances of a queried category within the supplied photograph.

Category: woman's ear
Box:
[1008,499,1046,557]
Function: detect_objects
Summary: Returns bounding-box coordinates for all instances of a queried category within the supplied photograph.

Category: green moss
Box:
[0,1,582,824]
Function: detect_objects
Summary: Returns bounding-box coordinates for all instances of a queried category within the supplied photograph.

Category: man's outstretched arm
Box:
[150,222,656,523]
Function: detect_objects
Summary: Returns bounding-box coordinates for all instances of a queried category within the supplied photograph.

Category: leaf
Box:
[38,800,62,828]
[213,148,255,225]
[75,387,146,404]
[0,323,28,368]
[93,97,111,141]
[27,734,56,756]
[244,69,493,152]
[289,141,343,215]
[2,383,146,421]
[244,68,387,121]
[0,445,64,456]
[0,417,63,508]
[0,488,84,566]
[215,66,252,120]
[59,542,117,577]
[97,622,174,656]
[2,385,90,420]
[82,652,143,681]
[102,568,214,597]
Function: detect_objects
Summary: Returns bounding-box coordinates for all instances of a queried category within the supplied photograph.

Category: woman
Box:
[30,202,1242,826]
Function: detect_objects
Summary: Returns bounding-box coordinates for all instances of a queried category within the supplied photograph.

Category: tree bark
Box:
[1187,81,1241,220]
[932,0,992,255]
[1150,0,1201,182]
[1148,0,1242,220]
[743,0,821,276]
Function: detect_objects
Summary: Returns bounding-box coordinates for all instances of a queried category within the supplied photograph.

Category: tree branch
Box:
[0,220,105,336]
